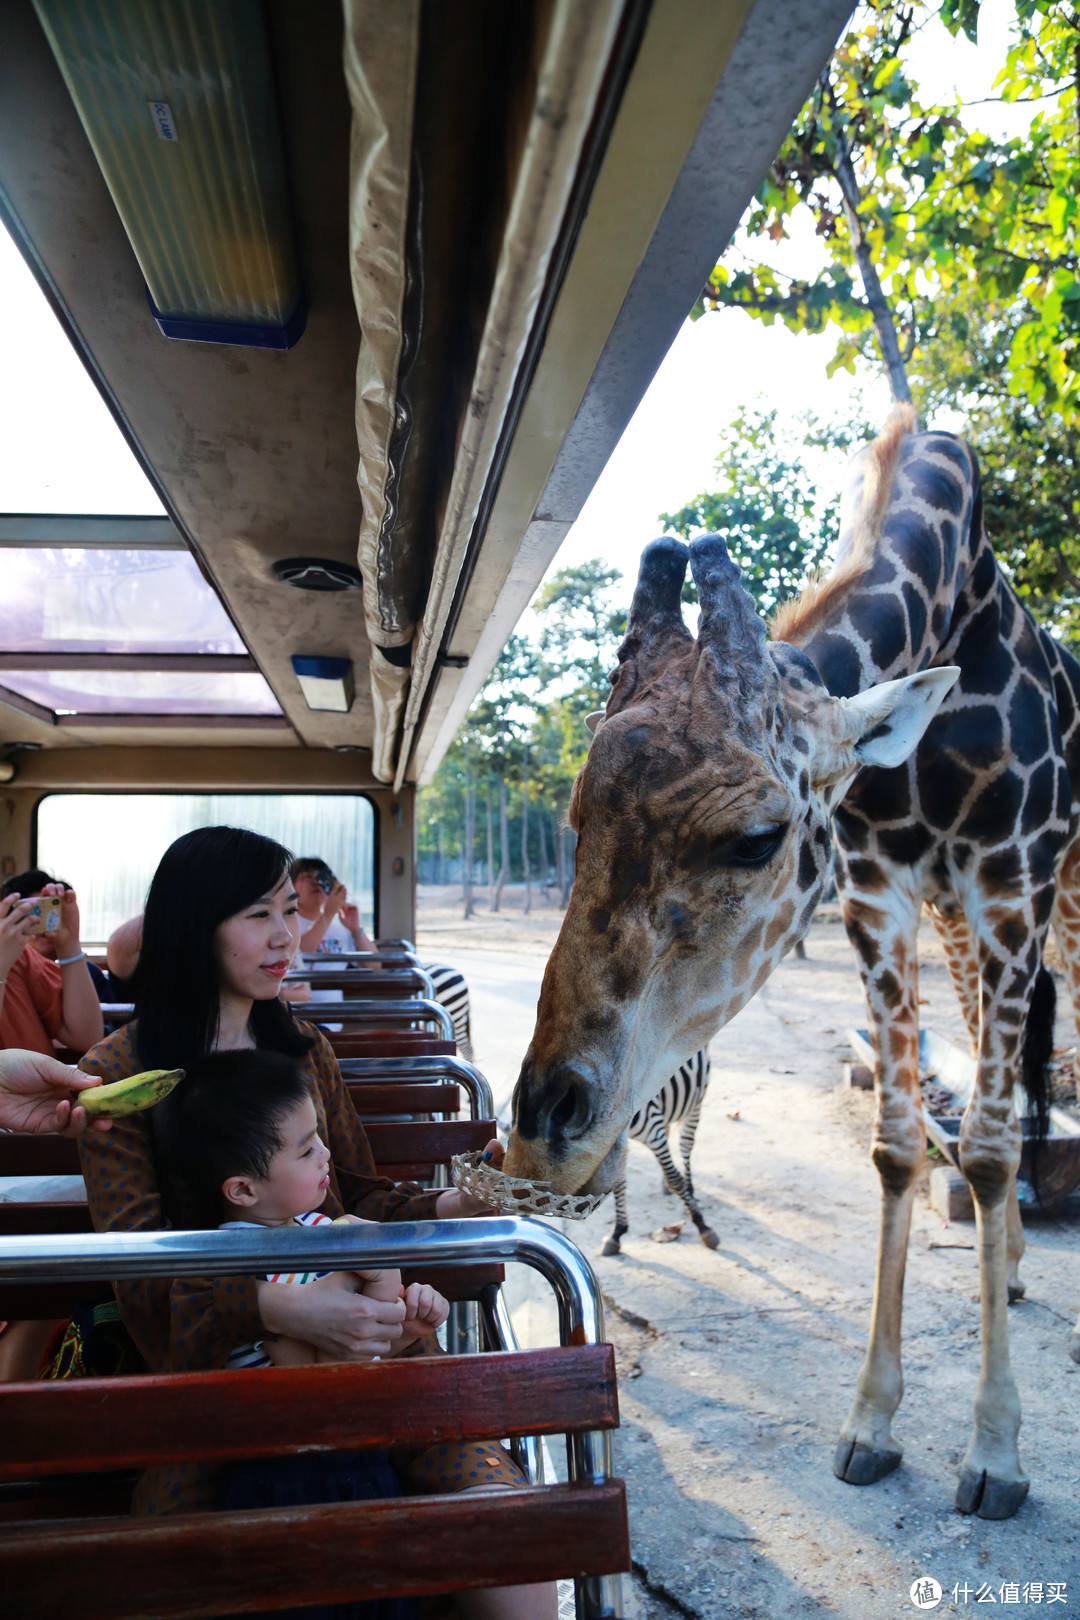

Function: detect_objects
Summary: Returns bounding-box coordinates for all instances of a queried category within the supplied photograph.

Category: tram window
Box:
[34,794,375,944]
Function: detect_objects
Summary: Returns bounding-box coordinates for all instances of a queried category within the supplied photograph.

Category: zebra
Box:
[421,962,473,1060]
[601,1048,717,1255]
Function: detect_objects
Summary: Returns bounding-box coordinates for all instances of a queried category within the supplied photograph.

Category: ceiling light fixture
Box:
[33,0,305,350]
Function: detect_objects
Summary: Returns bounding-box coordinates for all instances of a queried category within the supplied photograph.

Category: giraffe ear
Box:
[584,711,606,735]
[840,666,960,769]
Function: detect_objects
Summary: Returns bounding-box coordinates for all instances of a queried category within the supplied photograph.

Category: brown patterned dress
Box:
[78,1022,523,1513]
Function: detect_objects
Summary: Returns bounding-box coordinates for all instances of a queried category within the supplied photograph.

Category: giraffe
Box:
[506,408,1078,1519]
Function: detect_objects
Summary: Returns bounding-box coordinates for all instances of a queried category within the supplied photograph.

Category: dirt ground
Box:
[417,885,1080,1620]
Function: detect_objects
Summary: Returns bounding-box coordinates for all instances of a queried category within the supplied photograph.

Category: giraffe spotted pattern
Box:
[508,409,1080,1523]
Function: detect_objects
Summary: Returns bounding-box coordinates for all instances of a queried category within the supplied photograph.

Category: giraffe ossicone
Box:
[507,410,1080,1520]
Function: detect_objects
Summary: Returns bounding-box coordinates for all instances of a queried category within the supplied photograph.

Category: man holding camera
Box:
[290,858,372,955]
[0,874,103,1057]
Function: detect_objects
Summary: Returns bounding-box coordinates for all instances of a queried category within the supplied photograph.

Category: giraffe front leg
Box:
[1005,1172,1025,1304]
[953,917,1041,1519]
[834,891,923,1487]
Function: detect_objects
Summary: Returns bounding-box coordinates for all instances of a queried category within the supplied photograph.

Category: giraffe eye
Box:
[716,824,785,869]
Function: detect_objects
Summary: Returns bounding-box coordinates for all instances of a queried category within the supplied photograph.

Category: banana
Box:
[77,1068,185,1118]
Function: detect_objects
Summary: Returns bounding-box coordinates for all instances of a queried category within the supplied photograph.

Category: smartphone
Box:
[314,866,337,895]
[28,895,62,936]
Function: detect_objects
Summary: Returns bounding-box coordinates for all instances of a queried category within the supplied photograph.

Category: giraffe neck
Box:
[795,432,992,695]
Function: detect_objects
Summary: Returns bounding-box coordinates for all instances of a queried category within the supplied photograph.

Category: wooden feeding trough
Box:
[846,1028,1080,1214]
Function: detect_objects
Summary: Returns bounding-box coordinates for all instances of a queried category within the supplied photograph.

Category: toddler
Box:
[154,1049,447,1365]
[154,1050,556,1620]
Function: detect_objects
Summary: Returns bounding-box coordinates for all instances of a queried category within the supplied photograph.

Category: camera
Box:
[314,865,337,895]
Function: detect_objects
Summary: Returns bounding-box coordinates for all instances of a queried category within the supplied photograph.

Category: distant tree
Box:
[700,3,1080,415]
[661,407,843,616]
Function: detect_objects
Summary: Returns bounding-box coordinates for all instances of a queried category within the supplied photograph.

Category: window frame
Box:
[30,787,382,938]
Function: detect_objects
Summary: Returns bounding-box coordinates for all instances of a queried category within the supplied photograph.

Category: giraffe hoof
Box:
[832,1438,902,1486]
[1068,1330,1080,1365]
[698,1226,720,1249]
[1007,1281,1026,1305]
[955,1468,1029,1520]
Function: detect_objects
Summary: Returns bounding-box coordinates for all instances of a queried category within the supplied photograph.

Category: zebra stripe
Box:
[420,961,473,1058]
[605,1048,716,1252]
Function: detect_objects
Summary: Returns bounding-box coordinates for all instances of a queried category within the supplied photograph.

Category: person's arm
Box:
[394,1281,449,1352]
[0,1048,112,1136]
[297,895,333,954]
[338,900,373,952]
[308,1027,501,1219]
[106,913,143,980]
[0,892,38,1033]
[256,1271,406,1360]
[47,886,104,1054]
[306,1028,442,1222]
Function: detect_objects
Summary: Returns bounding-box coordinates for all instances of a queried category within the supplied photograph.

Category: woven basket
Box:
[450,1150,606,1220]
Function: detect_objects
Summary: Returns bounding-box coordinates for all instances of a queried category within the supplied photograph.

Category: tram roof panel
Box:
[0,0,852,779]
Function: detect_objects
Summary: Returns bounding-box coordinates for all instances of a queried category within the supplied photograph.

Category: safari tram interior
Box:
[0,3,852,1616]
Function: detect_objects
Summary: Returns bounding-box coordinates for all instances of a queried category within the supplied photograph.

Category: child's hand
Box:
[397,1281,449,1349]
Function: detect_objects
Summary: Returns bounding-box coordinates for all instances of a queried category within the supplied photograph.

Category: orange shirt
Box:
[0,948,63,1055]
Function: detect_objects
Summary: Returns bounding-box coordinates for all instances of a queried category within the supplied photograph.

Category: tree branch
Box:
[821,73,914,408]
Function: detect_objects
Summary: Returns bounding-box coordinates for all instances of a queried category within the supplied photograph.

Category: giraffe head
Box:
[505,534,957,1192]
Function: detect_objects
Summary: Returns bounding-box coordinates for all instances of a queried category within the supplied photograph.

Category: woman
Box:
[78,828,553,1620]
[0,880,103,1057]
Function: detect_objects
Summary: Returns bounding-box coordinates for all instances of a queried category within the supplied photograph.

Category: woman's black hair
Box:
[133,826,313,1072]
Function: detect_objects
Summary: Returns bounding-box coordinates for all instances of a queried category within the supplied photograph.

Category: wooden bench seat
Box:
[0,1349,627,1617]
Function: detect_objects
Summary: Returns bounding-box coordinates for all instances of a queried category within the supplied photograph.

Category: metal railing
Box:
[337,1055,495,1121]
[300,947,421,968]
[284,968,437,999]
[303,998,455,1042]
[0,1217,621,1619]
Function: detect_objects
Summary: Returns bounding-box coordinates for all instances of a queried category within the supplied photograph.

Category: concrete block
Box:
[929,1165,974,1223]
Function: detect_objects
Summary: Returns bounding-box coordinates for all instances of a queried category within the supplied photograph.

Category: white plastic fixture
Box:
[291,656,354,715]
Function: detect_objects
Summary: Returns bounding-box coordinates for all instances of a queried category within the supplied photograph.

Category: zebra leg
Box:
[602,1160,630,1256]
[678,1052,711,1203]
[649,1122,719,1250]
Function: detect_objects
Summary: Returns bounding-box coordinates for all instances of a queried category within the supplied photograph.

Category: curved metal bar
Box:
[299,950,421,969]
[0,1217,601,1344]
[285,969,438,999]
[305,998,454,1041]
[338,1055,495,1120]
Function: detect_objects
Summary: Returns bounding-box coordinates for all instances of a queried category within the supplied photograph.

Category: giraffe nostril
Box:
[546,1071,593,1147]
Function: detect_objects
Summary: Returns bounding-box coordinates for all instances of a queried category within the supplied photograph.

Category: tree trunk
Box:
[537,805,551,898]
[553,790,568,907]
[437,822,446,886]
[521,744,531,917]
[824,75,914,410]
[493,775,509,913]
[485,778,495,904]
[462,739,475,919]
